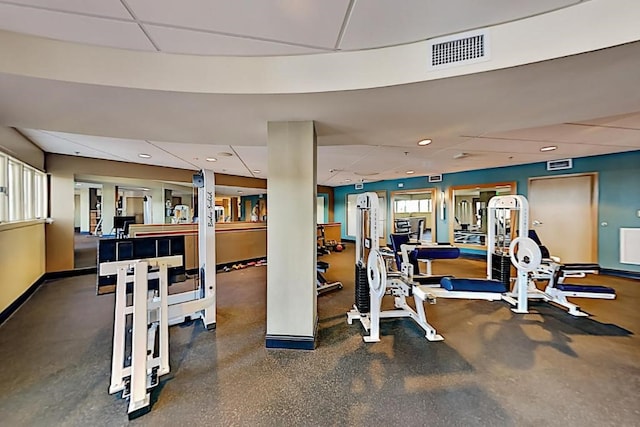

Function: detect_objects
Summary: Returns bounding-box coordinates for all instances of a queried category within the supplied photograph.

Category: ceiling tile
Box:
[0,3,154,51]
[574,111,640,130]
[340,0,580,50]
[2,0,132,19]
[145,24,326,56]
[151,140,248,174]
[127,0,350,49]
[485,124,640,147]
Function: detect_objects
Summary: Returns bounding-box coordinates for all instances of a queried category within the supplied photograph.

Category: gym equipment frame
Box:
[99,169,217,418]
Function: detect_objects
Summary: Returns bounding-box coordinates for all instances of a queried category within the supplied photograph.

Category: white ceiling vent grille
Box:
[429,30,490,70]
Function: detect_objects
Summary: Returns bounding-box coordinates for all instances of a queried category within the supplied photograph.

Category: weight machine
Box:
[347,192,504,342]
[487,194,615,316]
[99,169,216,419]
[347,192,443,342]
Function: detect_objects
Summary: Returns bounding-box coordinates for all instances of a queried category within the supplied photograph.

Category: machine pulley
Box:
[509,237,542,273]
[367,249,387,299]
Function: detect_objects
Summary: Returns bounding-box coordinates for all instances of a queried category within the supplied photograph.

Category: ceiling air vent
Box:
[428,174,443,183]
[547,158,573,171]
[429,29,490,70]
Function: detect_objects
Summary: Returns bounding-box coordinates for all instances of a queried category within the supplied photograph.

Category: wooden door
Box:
[528,174,597,263]
[244,200,252,221]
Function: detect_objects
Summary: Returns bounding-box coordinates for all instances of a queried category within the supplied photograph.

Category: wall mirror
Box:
[391,188,436,242]
[449,182,516,249]
[72,174,266,270]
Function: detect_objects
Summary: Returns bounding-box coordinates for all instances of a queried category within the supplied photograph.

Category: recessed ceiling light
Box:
[417,139,432,146]
[75,183,81,186]
[138,153,151,159]
[217,152,233,157]
[354,172,379,176]
[344,179,351,182]
[253,170,261,174]
[206,157,217,162]
[406,170,415,174]
[540,145,557,152]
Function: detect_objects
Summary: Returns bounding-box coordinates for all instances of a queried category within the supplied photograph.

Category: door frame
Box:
[528,172,598,262]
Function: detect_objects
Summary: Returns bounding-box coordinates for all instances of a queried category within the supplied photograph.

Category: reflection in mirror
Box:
[391,189,435,243]
[450,183,515,248]
[73,176,266,270]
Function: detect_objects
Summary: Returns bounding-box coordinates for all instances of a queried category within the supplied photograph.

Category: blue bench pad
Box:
[413,247,460,260]
[440,277,507,293]
[556,284,615,294]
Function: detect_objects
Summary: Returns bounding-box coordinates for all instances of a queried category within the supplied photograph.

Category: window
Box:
[0,151,47,223]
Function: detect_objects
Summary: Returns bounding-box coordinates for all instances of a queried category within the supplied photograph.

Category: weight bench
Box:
[389,233,460,284]
[540,263,616,316]
[414,277,506,303]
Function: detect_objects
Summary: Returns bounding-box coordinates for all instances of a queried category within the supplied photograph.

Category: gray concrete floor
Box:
[1,245,639,426]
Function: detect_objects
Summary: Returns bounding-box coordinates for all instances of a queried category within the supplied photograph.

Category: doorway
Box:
[528,173,597,263]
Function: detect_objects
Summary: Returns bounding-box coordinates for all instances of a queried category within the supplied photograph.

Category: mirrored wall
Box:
[72,175,267,269]
[391,188,436,242]
[449,182,516,249]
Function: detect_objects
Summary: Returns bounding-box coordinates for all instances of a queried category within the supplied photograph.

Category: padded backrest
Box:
[528,229,543,245]
[389,233,410,270]
[528,229,550,259]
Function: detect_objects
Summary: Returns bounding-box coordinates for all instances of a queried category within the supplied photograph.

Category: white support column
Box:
[152,187,165,224]
[79,187,90,233]
[102,183,116,237]
[266,121,317,350]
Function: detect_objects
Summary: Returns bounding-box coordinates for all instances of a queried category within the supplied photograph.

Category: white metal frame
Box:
[100,169,217,418]
[100,256,179,417]
[348,191,507,342]
[487,195,548,314]
[197,169,217,330]
[488,194,615,317]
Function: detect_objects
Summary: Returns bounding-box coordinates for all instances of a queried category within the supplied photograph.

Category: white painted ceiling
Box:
[0,0,582,55]
[1,1,640,187]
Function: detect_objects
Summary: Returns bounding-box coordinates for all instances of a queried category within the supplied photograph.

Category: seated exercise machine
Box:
[527,230,615,316]
[389,232,460,284]
[316,259,343,295]
[316,225,343,294]
[487,195,616,316]
[347,192,506,343]
[98,169,217,419]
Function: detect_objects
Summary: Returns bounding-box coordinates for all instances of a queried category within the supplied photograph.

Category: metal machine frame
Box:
[100,169,216,418]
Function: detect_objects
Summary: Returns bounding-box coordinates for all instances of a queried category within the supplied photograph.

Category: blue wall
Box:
[334,151,640,272]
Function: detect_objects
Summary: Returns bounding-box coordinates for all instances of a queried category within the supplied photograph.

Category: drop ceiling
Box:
[1,0,639,187]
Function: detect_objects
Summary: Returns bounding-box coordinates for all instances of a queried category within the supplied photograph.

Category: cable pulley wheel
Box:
[367,249,387,299]
[509,236,542,273]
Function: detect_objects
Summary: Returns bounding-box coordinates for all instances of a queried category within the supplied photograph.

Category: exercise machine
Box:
[487,195,615,316]
[99,169,216,418]
[528,230,615,316]
[347,192,505,343]
[316,225,343,294]
[389,233,459,284]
